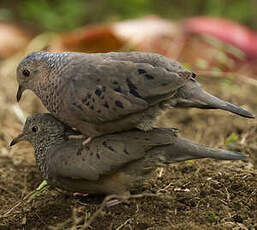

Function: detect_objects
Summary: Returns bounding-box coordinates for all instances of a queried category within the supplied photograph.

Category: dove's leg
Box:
[73,192,89,197]
[106,199,122,207]
[105,192,131,207]
[68,135,85,139]
[82,137,92,145]
[68,135,92,145]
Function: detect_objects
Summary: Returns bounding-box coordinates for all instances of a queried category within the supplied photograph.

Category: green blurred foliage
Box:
[1,0,256,31]
[225,132,239,148]
[18,0,87,31]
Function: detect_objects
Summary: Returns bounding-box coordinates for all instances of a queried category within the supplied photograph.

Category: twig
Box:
[0,190,35,218]
[115,218,132,230]
[157,182,174,193]
[0,181,50,218]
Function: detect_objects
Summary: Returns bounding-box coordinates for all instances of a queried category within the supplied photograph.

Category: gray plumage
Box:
[16,51,255,137]
[10,113,247,195]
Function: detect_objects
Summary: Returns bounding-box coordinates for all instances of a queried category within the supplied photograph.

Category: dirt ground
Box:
[0,62,256,230]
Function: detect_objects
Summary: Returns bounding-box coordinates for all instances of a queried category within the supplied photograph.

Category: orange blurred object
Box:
[50,25,123,53]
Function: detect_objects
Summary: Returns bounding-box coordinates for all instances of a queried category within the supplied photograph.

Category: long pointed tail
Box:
[191,88,255,118]
[171,81,255,119]
[150,136,248,163]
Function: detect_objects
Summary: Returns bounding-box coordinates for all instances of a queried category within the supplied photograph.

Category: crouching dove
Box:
[16,51,255,139]
[10,113,247,195]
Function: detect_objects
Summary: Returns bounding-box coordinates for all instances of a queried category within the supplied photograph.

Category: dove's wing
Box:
[63,54,188,123]
[48,129,175,181]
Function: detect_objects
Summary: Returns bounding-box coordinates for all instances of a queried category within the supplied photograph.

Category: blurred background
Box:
[1,0,257,31]
[1,0,257,76]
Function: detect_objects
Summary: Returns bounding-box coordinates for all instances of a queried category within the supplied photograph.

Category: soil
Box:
[0,70,256,230]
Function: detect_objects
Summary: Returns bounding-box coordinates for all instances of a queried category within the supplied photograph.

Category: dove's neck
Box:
[34,145,50,179]
[33,137,65,179]
[33,76,63,115]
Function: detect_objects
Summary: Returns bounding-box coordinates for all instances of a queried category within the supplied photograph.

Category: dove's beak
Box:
[16,85,24,102]
[10,133,25,146]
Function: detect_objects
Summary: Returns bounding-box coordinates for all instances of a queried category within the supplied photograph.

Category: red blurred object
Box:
[184,16,257,60]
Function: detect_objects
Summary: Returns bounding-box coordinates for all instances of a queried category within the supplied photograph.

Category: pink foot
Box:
[82,137,92,145]
[73,192,88,197]
[68,135,92,145]
[68,135,85,140]
[106,199,121,207]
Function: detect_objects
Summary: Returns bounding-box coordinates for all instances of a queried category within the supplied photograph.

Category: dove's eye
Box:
[22,69,30,77]
[32,126,38,132]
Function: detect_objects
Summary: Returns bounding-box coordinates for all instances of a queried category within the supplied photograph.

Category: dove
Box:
[10,113,247,195]
[16,51,255,139]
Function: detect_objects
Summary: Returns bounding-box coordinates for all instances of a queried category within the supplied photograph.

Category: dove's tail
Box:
[149,136,248,164]
[167,81,255,119]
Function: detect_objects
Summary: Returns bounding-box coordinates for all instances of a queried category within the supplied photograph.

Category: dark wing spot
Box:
[76,145,83,156]
[103,141,116,152]
[126,78,142,99]
[104,102,109,108]
[124,148,129,155]
[144,74,154,80]
[138,69,147,74]
[96,78,100,82]
[115,100,124,108]
[107,145,115,152]
[95,88,102,97]
[90,105,94,110]
[96,153,100,159]
[114,86,122,93]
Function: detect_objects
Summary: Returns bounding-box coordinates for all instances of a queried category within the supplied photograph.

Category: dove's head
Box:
[16,51,70,102]
[10,113,68,149]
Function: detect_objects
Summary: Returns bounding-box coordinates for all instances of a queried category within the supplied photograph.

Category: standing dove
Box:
[16,51,255,138]
[10,113,247,195]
